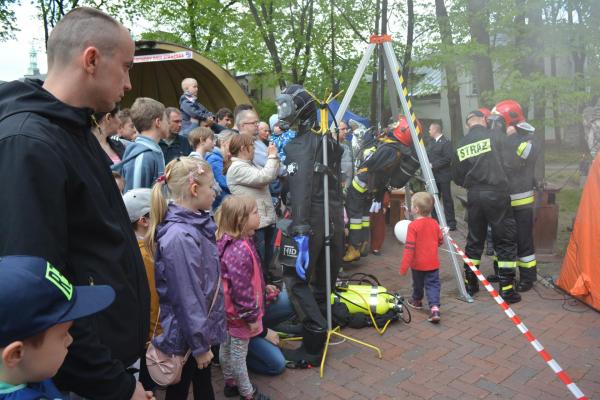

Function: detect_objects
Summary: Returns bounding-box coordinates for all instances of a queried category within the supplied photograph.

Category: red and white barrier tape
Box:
[447,236,588,400]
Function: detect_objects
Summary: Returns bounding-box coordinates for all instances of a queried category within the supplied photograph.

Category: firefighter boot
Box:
[487,261,500,283]
[282,325,326,367]
[517,280,534,292]
[499,274,522,304]
[464,269,479,296]
[359,241,369,257]
[343,245,361,262]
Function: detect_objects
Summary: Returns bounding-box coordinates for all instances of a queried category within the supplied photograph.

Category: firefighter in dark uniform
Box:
[491,100,539,292]
[275,84,345,365]
[343,116,422,262]
[452,110,521,303]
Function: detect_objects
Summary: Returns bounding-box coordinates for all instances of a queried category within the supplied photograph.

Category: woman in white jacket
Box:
[226,134,280,281]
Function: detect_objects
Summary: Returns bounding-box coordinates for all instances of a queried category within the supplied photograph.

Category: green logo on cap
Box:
[45,262,73,300]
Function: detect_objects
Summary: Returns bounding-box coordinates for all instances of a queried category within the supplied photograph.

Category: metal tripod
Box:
[308,92,382,379]
[332,34,473,303]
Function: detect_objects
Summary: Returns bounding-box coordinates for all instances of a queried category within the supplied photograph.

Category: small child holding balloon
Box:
[399,191,444,323]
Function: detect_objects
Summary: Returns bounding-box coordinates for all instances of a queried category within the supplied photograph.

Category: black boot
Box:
[464,269,479,296]
[499,273,521,304]
[517,280,534,292]
[281,325,326,366]
[487,262,500,283]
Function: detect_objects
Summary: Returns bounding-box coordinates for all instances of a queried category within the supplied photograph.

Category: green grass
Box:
[557,188,582,213]
[544,144,582,164]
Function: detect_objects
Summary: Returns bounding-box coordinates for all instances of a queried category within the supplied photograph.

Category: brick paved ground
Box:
[211,226,600,400]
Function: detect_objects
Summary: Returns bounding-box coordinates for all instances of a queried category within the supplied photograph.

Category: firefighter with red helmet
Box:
[491,100,539,292]
[343,115,421,262]
[452,110,521,303]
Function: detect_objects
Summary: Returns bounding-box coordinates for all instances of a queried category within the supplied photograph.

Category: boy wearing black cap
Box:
[0,256,117,399]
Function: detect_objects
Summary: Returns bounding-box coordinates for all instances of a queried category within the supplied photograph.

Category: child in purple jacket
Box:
[216,196,270,400]
[146,157,226,400]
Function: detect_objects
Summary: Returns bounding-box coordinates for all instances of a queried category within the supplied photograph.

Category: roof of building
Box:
[410,67,442,97]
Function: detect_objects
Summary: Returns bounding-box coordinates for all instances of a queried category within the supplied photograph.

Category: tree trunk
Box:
[330,0,336,93]
[370,0,380,125]
[526,7,546,182]
[567,2,587,153]
[467,0,494,106]
[186,0,198,50]
[40,0,50,48]
[378,0,388,127]
[247,0,286,89]
[402,0,414,88]
[298,0,315,84]
[435,0,464,145]
[550,55,562,146]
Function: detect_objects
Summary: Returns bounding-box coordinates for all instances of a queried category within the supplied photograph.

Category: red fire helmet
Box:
[491,100,525,127]
[393,115,422,146]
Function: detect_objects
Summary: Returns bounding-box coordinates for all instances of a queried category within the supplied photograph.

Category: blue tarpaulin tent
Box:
[317,99,370,128]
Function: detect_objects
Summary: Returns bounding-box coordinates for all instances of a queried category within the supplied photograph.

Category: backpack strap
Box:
[110,146,153,172]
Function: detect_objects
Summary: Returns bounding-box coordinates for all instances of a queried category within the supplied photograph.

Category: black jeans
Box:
[254,224,277,281]
[165,357,214,400]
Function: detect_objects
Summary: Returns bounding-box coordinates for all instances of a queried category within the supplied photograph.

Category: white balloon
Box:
[394,220,411,243]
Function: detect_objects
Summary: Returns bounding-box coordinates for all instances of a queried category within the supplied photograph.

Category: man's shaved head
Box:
[47,7,127,69]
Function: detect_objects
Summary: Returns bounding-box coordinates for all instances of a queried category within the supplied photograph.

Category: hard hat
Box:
[394,220,411,244]
[491,100,525,127]
[392,116,422,146]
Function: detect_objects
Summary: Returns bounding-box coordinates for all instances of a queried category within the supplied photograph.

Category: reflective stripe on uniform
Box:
[518,254,537,269]
[502,284,514,291]
[510,190,535,207]
[362,216,370,228]
[352,178,367,193]
[511,197,535,207]
[468,258,481,266]
[349,218,363,230]
[517,141,532,159]
[498,261,517,269]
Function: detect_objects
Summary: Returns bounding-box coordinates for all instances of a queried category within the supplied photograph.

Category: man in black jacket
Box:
[0,7,151,400]
[426,121,456,230]
[452,110,520,304]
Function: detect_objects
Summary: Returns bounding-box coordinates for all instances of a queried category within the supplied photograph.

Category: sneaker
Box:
[428,307,440,324]
[241,384,270,400]
[406,298,423,310]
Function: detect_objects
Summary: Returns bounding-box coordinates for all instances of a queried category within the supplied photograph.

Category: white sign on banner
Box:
[133,51,193,64]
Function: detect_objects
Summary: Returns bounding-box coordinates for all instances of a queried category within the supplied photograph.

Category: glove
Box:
[369,201,382,213]
[294,235,310,280]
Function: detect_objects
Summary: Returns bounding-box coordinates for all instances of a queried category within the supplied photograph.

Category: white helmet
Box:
[394,220,411,244]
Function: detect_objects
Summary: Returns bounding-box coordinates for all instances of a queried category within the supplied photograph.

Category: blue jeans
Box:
[253,224,277,280]
[247,291,294,375]
[411,269,441,308]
